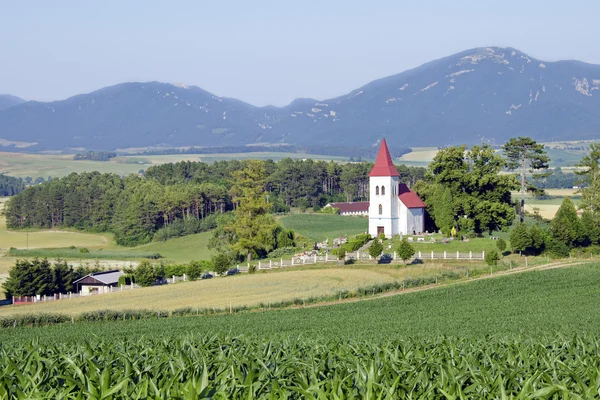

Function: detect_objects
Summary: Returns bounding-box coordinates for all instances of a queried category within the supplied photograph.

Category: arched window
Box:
[378,204,383,215]
[375,186,379,195]
[381,186,385,195]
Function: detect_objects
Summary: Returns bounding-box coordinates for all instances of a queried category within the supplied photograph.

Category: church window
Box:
[378,204,383,215]
[375,186,379,195]
[381,186,385,195]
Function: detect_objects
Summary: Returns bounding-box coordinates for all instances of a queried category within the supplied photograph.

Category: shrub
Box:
[320,206,339,214]
[334,248,346,261]
[485,250,500,266]
[187,261,203,281]
[134,260,157,287]
[276,229,295,248]
[212,253,230,275]
[496,238,506,253]
[368,240,383,258]
[395,238,415,264]
[117,274,133,286]
[79,248,89,254]
[164,264,187,277]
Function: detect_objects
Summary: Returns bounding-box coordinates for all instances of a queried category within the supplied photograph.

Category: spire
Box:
[368,138,400,177]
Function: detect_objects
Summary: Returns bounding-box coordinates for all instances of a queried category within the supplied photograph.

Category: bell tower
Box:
[368,139,399,238]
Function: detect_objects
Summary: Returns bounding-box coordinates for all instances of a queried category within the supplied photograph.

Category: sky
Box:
[2,0,600,106]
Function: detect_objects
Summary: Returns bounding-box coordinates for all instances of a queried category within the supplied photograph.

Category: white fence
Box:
[236,250,485,272]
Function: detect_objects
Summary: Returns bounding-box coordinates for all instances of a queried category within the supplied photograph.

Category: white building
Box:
[368,139,426,238]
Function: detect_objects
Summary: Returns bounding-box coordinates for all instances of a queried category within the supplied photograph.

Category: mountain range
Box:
[1,47,600,151]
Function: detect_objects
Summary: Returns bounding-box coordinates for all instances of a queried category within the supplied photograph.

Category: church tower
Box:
[368,139,400,238]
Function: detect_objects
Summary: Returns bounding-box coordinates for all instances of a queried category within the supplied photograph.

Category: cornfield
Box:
[1,335,600,398]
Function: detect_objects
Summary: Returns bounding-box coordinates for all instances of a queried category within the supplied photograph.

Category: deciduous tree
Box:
[502,137,551,222]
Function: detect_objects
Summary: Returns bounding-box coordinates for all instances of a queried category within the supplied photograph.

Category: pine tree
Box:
[510,222,531,255]
[581,211,600,246]
[549,197,582,248]
[529,224,545,255]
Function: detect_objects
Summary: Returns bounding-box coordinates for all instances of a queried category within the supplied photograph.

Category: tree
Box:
[510,223,531,255]
[228,160,278,262]
[419,144,517,235]
[503,137,551,222]
[432,185,454,235]
[496,238,507,253]
[395,238,415,264]
[187,260,203,281]
[134,260,157,287]
[529,225,545,255]
[485,250,500,266]
[212,253,230,275]
[549,197,582,248]
[368,240,383,259]
[2,259,54,299]
[581,211,600,246]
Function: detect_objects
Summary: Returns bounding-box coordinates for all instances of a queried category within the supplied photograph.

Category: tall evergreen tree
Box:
[549,197,582,248]
[502,137,551,223]
[510,223,531,255]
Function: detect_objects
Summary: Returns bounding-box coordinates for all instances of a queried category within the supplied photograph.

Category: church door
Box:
[377,226,384,236]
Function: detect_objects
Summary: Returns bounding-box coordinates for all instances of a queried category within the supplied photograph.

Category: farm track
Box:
[297,259,591,310]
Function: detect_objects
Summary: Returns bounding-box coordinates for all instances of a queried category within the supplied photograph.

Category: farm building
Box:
[324,202,369,216]
[73,270,123,296]
[327,139,426,237]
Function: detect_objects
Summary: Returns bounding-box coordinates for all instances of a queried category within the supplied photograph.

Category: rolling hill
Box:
[1,47,600,151]
[0,94,25,111]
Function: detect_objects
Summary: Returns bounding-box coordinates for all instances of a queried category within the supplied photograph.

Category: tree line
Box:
[3,159,426,247]
[0,174,25,196]
[73,151,117,161]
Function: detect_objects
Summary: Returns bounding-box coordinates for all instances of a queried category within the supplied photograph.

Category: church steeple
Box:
[368,139,400,177]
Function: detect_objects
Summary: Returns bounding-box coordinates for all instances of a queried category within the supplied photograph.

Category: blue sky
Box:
[2,0,599,106]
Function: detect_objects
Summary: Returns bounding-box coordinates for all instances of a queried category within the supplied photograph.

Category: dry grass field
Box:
[0,262,490,317]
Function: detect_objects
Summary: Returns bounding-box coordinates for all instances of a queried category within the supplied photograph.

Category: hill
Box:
[2,47,600,151]
[0,94,25,111]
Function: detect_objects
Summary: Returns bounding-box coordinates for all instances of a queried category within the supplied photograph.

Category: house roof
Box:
[368,139,400,177]
[327,202,369,213]
[73,270,123,285]
[398,184,426,208]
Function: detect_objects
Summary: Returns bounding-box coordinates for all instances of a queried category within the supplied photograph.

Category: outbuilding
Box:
[73,270,123,296]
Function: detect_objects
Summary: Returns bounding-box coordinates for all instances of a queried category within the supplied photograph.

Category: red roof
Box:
[328,202,369,213]
[368,139,400,177]
[398,184,426,208]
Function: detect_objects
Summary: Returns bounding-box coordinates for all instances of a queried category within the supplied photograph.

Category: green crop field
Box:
[279,214,367,242]
[124,231,214,263]
[2,264,600,397]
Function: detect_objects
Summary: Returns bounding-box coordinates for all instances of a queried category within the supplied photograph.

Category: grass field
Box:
[512,189,581,219]
[0,261,498,317]
[279,214,367,242]
[0,151,350,179]
[126,231,214,263]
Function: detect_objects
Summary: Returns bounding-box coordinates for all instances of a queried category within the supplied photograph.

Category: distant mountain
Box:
[1,47,600,151]
[0,94,25,111]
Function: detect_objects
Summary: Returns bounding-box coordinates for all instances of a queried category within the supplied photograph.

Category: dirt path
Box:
[298,259,592,309]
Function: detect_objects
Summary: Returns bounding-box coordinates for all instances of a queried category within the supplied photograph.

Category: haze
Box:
[2,0,599,106]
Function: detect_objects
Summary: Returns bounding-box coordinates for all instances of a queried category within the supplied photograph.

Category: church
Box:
[367,139,426,238]
[325,139,426,237]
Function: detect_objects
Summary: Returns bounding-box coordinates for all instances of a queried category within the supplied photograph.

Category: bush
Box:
[212,253,230,275]
[334,248,346,261]
[320,206,339,214]
[117,274,133,286]
[496,238,506,253]
[395,238,415,264]
[134,260,157,287]
[79,248,89,254]
[187,261,203,281]
[485,250,500,266]
[276,229,295,248]
[545,237,571,258]
[368,240,383,258]
[164,264,187,277]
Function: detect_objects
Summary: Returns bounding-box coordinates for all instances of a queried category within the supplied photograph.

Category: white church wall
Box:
[368,176,399,238]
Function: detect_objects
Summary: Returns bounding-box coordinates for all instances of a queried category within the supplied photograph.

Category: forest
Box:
[3,159,426,247]
[0,174,25,196]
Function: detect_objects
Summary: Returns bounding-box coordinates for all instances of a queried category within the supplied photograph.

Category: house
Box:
[73,270,123,296]
[324,202,369,216]
[368,139,426,238]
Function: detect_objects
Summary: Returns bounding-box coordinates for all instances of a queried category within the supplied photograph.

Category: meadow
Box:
[279,213,367,242]
[513,188,580,219]
[0,260,501,317]
[0,151,349,179]
[2,264,600,397]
